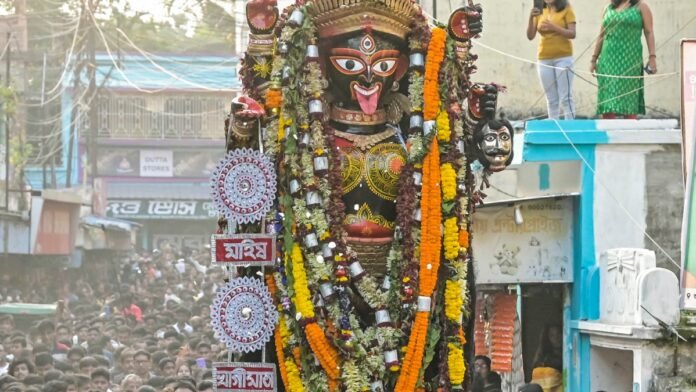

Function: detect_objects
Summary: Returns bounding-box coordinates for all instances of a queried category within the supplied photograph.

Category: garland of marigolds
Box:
[254,5,483,390]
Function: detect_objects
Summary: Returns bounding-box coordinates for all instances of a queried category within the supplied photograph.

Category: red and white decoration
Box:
[210,234,276,267]
[213,362,277,392]
[210,149,277,224]
[211,277,278,354]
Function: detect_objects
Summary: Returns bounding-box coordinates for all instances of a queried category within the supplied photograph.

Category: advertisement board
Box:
[681,39,696,309]
[472,198,574,284]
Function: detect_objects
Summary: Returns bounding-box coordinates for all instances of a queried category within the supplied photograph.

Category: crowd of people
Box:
[0,245,227,392]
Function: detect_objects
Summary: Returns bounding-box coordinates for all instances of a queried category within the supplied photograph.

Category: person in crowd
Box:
[34,353,54,376]
[520,384,544,392]
[131,351,153,382]
[42,380,68,392]
[527,0,577,120]
[171,308,193,336]
[8,358,35,381]
[591,0,656,119]
[0,316,15,336]
[172,380,196,392]
[175,362,192,378]
[119,374,142,392]
[89,368,111,392]
[531,324,564,391]
[0,344,9,376]
[472,355,503,392]
[10,337,27,360]
[66,347,86,371]
[78,357,98,377]
[61,375,78,392]
[158,358,176,378]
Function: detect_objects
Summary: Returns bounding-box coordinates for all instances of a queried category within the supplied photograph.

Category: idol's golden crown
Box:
[308,0,421,40]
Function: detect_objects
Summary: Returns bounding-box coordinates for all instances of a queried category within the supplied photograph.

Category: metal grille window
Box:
[85,93,227,139]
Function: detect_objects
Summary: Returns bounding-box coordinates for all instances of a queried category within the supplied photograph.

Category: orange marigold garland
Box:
[423,27,447,121]
[395,137,442,392]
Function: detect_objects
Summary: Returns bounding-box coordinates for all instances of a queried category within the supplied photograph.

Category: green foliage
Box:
[9,135,33,168]
[0,86,16,116]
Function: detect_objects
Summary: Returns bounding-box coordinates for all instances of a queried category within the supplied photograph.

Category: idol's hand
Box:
[246,0,279,34]
[231,96,265,120]
[469,84,498,121]
[465,4,483,37]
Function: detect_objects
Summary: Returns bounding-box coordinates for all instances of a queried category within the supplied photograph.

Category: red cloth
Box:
[123,304,143,323]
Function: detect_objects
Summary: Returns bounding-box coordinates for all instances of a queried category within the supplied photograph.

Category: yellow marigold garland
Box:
[444,280,463,322]
[423,27,447,121]
[284,358,305,392]
[290,244,314,319]
[441,163,457,202]
[447,343,465,385]
[443,217,459,261]
[436,110,451,142]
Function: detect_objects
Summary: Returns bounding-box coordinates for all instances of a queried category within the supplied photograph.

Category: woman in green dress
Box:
[590,0,656,119]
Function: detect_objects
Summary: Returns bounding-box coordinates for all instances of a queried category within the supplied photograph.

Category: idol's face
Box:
[326,32,407,115]
[478,124,512,171]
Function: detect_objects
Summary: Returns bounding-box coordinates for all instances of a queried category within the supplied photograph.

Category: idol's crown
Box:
[308,0,421,40]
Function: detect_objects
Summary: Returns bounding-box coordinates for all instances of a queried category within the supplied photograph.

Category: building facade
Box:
[475,119,686,391]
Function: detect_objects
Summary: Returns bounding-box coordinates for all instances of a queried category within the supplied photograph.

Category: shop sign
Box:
[472,198,573,284]
[682,39,696,310]
[97,148,221,178]
[213,362,276,392]
[211,234,276,266]
[106,199,217,219]
[140,150,174,177]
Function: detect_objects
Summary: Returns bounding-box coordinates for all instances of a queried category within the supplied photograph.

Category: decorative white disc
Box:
[211,148,277,224]
[210,277,278,353]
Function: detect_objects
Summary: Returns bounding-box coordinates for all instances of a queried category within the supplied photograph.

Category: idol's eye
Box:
[484,134,496,142]
[372,59,397,76]
[499,133,511,141]
[331,57,366,75]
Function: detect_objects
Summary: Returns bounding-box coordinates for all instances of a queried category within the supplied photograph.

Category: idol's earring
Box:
[391,81,400,92]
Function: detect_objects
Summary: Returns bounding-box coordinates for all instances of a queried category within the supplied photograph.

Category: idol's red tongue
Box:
[355,87,380,115]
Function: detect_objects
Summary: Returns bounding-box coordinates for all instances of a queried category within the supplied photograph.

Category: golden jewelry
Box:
[333,128,396,151]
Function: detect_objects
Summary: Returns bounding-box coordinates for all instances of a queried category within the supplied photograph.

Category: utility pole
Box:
[4,32,11,211]
[87,0,97,190]
[66,0,88,188]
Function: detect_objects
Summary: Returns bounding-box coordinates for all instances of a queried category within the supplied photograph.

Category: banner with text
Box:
[682,39,696,309]
[106,199,217,220]
[472,198,574,284]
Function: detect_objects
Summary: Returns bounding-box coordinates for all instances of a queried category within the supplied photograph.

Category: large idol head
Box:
[324,32,407,115]
[475,119,514,172]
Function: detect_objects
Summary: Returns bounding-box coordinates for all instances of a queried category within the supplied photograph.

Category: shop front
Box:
[105,196,217,251]
[472,197,575,391]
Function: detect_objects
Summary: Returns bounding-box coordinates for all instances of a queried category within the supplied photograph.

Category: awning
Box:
[0,303,57,316]
[82,215,141,232]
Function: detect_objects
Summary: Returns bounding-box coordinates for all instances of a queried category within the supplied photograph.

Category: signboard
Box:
[213,362,277,392]
[106,199,217,220]
[682,39,696,181]
[97,148,222,178]
[682,39,696,310]
[472,198,574,284]
[140,150,174,177]
[211,234,276,266]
